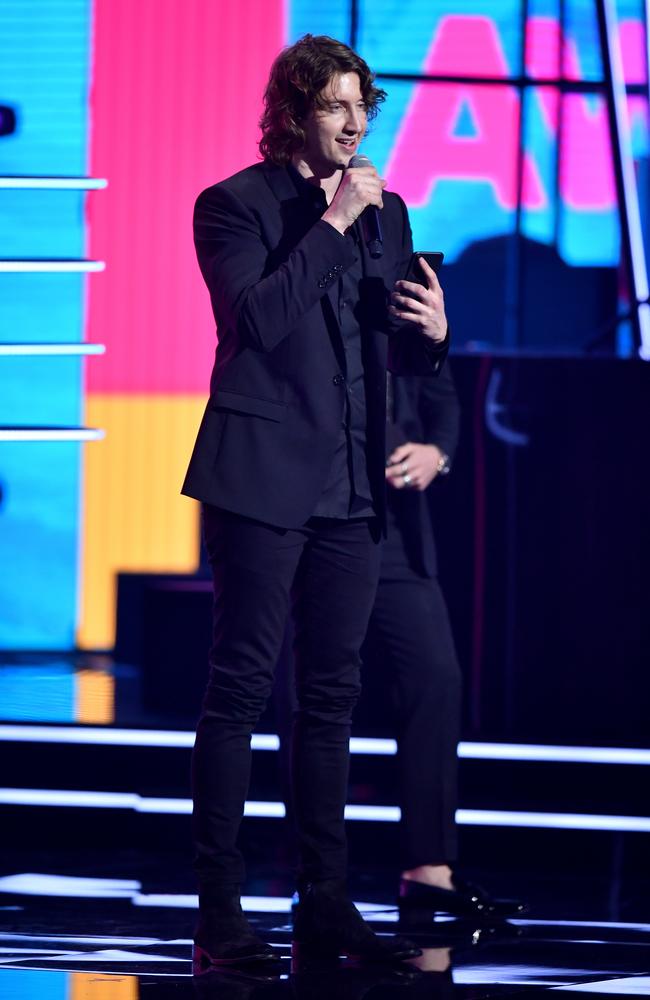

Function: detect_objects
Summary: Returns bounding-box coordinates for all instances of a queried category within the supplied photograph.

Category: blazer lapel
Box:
[261,161,298,204]
[261,164,388,341]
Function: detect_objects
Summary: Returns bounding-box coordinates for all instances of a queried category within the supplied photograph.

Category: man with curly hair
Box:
[183,33,448,968]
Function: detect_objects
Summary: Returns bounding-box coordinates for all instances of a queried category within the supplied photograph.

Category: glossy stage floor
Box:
[1,653,649,998]
[1,855,649,999]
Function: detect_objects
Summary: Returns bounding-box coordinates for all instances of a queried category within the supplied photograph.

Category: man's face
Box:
[300,72,368,173]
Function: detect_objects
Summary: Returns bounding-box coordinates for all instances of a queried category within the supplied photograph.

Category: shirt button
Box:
[332,373,345,386]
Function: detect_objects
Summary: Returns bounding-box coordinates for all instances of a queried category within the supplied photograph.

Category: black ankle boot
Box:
[193,887,276,970]
[292,880,421,963]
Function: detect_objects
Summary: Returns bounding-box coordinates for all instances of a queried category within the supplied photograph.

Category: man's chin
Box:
[337,146,358,165]
[333,152,354,170]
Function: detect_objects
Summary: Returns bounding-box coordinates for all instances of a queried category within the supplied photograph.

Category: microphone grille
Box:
[349,154,372,168]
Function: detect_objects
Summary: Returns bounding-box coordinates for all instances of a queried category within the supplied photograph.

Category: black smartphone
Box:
[404,251,444,286]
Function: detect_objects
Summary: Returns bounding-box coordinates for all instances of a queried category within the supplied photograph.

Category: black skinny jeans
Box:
[192,506,381,891]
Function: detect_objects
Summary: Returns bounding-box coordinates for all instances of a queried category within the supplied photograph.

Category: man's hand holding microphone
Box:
[322,156,447,345]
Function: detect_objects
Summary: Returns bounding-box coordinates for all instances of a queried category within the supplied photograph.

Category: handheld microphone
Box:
[349,153,383,259]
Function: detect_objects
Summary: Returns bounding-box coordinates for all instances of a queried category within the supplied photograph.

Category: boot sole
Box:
[193,942,277,973]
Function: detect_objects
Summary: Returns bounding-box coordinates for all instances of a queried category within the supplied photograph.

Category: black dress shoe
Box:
[293,880,422,962]
[193,891,277,971]
[398,876,528,921]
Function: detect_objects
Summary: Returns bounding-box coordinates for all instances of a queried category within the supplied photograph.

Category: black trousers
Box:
[363,573,462,869]
[192,506,382,890]
[274,566,462,873]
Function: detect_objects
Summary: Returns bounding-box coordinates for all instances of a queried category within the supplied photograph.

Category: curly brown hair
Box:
[259,35,386,165]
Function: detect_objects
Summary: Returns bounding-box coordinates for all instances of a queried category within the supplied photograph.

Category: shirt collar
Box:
[287,163,328,209]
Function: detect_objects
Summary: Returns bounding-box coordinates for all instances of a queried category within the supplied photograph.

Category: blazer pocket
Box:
[210,388,287,422]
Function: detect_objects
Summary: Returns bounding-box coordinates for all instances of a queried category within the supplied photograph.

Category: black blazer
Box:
[387,364,460,578]
[182,161,448,528]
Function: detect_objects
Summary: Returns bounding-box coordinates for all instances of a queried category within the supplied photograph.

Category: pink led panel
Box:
[87,0,286,393]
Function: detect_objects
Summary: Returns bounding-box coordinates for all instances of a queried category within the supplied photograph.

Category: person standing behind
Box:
[182,34,449,969]
[372,367,525,921]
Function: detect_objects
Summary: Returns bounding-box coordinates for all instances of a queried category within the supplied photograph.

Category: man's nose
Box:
[344,107,363,132]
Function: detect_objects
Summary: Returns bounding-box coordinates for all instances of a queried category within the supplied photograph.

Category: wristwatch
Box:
[436,451,451,476]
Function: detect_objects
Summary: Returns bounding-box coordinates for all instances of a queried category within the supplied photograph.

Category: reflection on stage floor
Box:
[1,863,649,999]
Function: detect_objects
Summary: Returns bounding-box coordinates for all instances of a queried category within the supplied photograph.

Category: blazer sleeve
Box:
[193,183,357,353]
[386,194,449,376]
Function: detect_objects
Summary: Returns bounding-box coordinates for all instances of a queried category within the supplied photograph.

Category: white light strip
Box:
[0,261,105,272]
[133,893,388,916]
[602,0,650,359]
[0,933,166,946]
[351,737,397,755]
[457,742,650,765]
[511,917,650,932]
[135,796,192,814]
[0,947,80,956]
[0,177,107,190]
[456,809,650,832]
[2,725,649,766]
[0,789,135,808]
[2,787,650,831]
[134,893,290,912]
[4,896,650,936]
[555,978,650,994]
[244,800,286,818]
[0,873,140,898]
[0,725,195,747]
[0,344,105,356]
[0,429,104,441]
[252,733,280,750]
[0,882,382,919]
[345,805,401,821]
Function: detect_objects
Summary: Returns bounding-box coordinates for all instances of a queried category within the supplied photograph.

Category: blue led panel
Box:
[0,0,91,649]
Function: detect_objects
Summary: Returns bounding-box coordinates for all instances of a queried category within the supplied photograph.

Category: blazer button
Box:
[332,373,345,386]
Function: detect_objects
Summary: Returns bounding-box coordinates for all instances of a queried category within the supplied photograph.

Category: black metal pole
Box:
[553,0,567,251]
[350,0,359,50]
[503,0,529,350]
[595,0,644,349]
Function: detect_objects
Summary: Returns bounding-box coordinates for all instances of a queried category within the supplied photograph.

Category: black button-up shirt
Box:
[287,165,375,520]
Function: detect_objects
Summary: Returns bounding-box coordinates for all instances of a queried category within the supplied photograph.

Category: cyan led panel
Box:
[0,274,85,345]
[0,0,90,174]
[357,0,523,74]
[289,2,350,45]
[0,969,66,1000]
[0,662,76,721]
[0,358,82,425]
[0,444,81,649]
[1,191,89,258]
[0,0,91,649]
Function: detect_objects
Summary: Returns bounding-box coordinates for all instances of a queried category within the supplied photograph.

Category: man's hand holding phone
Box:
[389,251,447,344]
